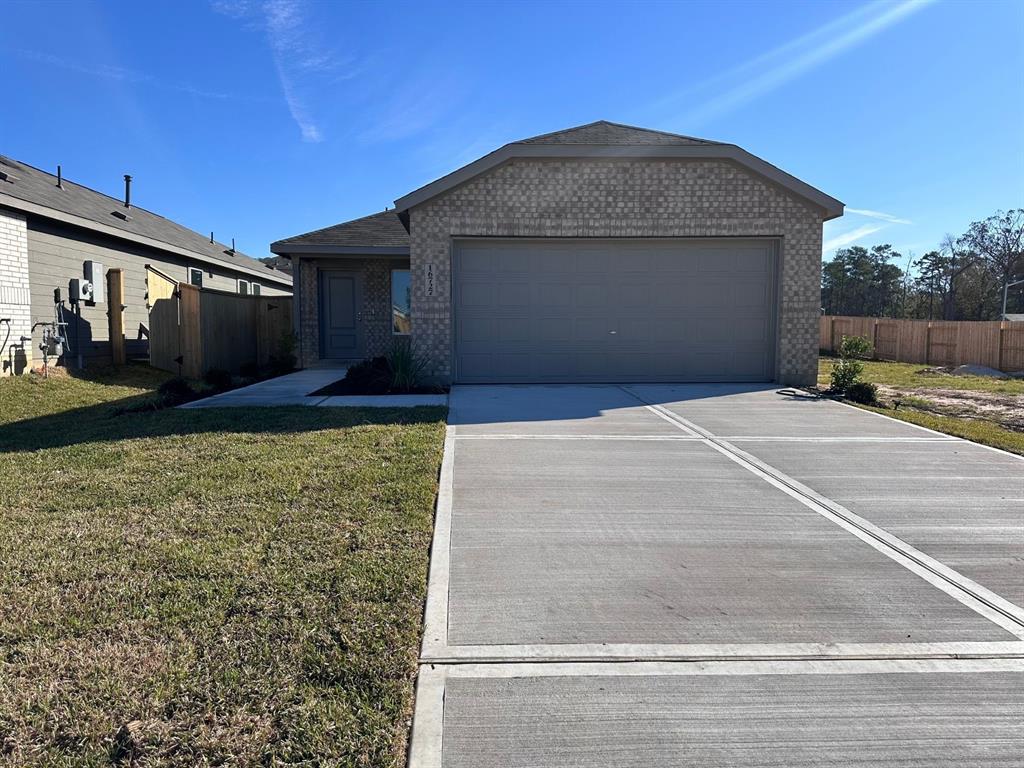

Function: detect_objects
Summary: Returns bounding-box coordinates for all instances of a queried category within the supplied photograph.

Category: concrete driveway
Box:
[410,384,1024,767]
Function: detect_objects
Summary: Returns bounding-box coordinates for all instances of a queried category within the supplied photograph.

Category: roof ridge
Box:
[512,120,720,146]
[597,120,720,145]
[511,119,609,145]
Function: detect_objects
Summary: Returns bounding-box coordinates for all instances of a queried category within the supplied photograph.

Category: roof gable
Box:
[393,121,843,221]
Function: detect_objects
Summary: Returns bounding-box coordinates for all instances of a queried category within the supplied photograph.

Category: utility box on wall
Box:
[84,261,104,304]
[69,261,105,304]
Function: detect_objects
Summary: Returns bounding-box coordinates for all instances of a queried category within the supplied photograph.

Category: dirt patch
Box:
[877,384,1024,432]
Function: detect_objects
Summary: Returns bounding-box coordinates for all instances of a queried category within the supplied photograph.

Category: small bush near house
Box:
[156,376,197,406]
[268,331,298,375]
[342,356,393,394]
[829,334,873,394]
[845,381,879,405]
[203,368,233,391]
[238,361,261,379]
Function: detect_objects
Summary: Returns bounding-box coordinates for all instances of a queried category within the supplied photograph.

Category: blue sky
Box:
[1,0,1021,266]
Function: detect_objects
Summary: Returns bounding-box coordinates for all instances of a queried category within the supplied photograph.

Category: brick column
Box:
[0,209,31,375]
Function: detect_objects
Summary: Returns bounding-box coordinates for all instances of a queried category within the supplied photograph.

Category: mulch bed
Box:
[311,357,447,396]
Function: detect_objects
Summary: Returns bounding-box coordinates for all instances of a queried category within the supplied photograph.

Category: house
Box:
[271,121,843,386]
[0,156,291,375]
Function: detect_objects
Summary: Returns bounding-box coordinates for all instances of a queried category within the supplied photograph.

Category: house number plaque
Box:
[426,263,435,297]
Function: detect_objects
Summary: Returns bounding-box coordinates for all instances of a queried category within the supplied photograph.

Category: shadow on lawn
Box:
[0,389,447,453]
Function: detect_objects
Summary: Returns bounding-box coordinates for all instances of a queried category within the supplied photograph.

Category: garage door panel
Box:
[454,239,776,383]
[575,283,609,307]
[458,281,493,308]
[497,283,530,306]
[734,280,771,308]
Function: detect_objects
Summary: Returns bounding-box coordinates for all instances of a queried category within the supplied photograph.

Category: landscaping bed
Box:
[0,365,446,765]
[311,355,448,397]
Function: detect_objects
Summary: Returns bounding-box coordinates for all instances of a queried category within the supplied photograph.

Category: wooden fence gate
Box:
[149,282,293,379]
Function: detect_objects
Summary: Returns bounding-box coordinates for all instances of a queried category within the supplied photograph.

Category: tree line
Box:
[821,209,1024,320]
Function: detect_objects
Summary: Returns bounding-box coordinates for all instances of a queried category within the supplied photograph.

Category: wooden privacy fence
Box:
[820,315,1024,372]
[149,283,293,379]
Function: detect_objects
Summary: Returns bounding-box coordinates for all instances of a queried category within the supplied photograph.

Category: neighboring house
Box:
[271,121,843,386]
[0,156,291,375]
[1003,314,1024,322]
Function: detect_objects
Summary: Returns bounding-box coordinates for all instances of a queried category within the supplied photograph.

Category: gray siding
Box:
[26,217,289,366]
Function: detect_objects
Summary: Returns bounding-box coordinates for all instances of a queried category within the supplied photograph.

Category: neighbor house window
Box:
[391,269,411,335]
[251,283,261,296]
[189,268,203,287]
[238,279,250,295]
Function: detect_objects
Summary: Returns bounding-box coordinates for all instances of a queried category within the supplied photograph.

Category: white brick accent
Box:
[0,209,32,374]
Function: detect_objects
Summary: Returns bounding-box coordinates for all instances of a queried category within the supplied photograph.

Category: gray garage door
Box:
[453,239,777,383]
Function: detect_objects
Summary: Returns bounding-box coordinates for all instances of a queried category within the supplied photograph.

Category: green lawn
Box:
[817,357,1024,395]
[0,366,446,766]
[858,405,1024,455]
[817,357,1024,455]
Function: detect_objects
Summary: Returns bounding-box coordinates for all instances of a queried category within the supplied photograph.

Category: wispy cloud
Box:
[12,48,246,101]
[823,223,888,252]
[653,0,934,127]
[846,207,913,225]
[358,72,465,146]
[215,0,350,143]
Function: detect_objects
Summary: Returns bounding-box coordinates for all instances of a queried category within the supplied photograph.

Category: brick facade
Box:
[0,209,31,375]
[408,158,823,386]
[297,257,407,368]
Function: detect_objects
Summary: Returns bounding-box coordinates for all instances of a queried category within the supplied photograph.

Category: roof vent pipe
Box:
[123,174,132,208]
[57,165,63,189]
[210,231,214,244]
[230,238,235,254]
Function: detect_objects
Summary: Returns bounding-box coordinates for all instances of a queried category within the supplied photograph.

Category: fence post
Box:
[998,321,1006,372]
[871,319,879,359]
[107,268,126,366]
[925,322,932,365]
[178,283,203,379]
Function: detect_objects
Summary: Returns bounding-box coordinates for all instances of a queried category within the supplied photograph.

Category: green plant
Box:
[387,341,430,393]
[829,334,873,394]
[156,377,196,406]
[845,381,878,405]
[203,368,233,391]
[269,331,298,375]
[343,356,392,394]
[238,361,260,379]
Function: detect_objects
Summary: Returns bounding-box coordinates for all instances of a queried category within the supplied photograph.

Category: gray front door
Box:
[320,270,363,359]
[452,239,777,383]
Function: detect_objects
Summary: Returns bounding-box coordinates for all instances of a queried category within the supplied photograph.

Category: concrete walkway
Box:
[410,384,1024,767]
[180,366,447,408]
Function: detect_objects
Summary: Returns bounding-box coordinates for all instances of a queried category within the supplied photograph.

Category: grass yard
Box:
[818,357,1024,455]
[0,365,447,766]
[817,357,1024,395]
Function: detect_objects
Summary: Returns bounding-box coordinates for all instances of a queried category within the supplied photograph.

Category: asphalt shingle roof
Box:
[0,155,291,285]
[516,120,721,146]
[272,210,409,249]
